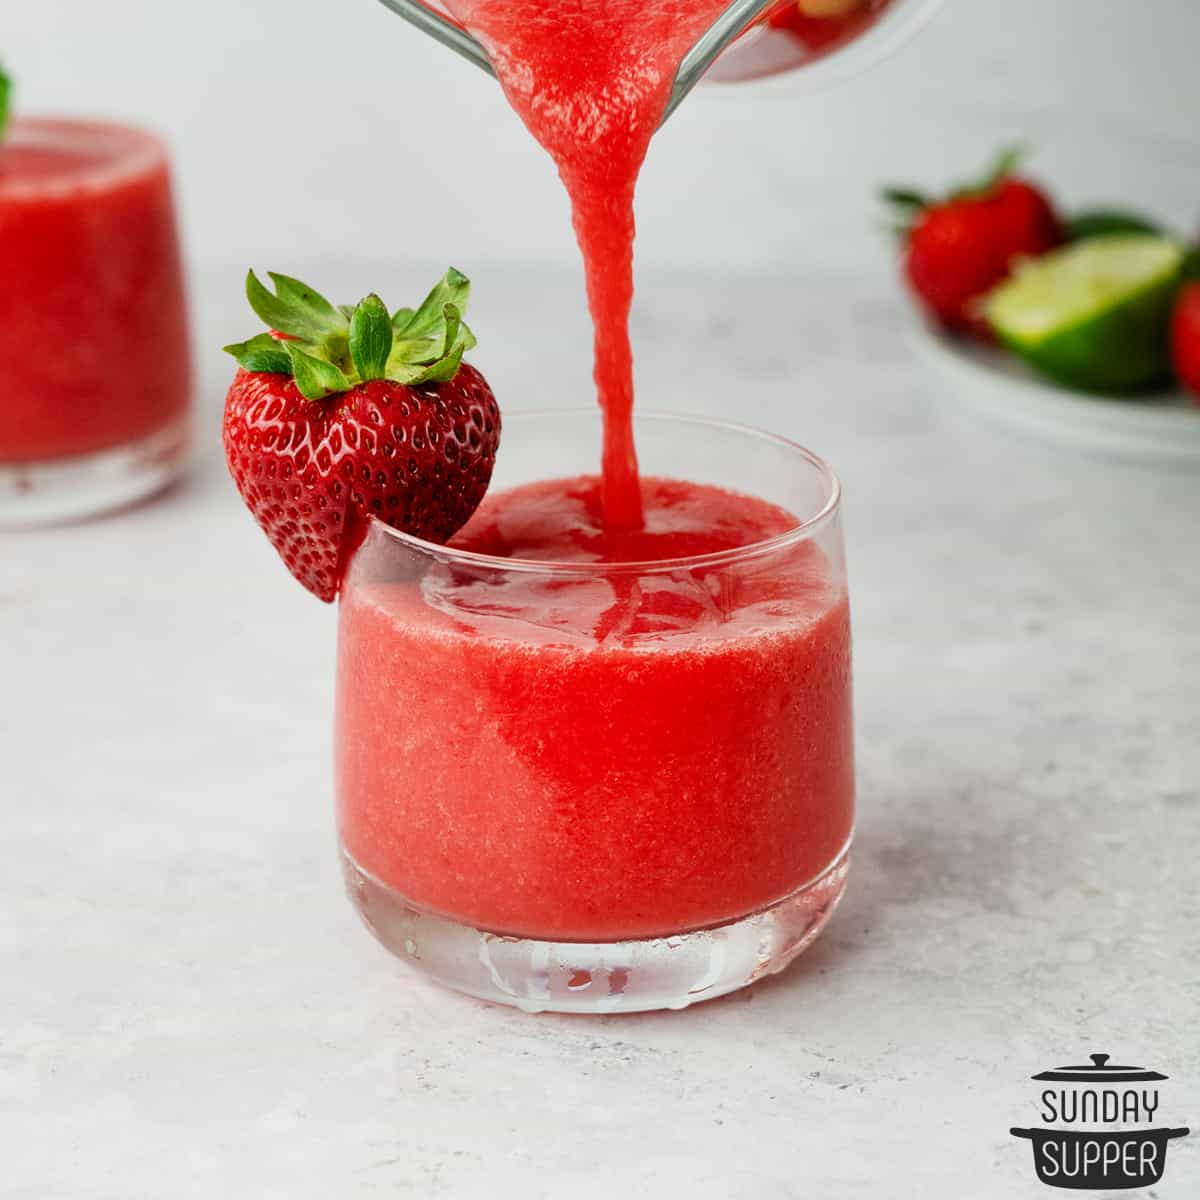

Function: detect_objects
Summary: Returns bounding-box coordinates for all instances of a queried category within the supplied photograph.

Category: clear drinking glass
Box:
[374,0,943,119]
[0,118,191,525]
[705,0,943,91]
[337,411,853,1013]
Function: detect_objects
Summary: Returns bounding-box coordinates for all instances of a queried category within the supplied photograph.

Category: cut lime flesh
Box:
[985,234,1183,393]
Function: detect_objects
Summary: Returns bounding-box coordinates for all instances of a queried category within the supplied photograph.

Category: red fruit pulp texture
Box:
[337,476,853,940]
[0,118,191,462]
[441,0,736,530]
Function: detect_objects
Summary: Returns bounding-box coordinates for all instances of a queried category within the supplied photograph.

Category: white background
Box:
[8,0,1200,281]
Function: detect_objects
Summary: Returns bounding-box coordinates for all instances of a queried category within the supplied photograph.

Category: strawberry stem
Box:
[349,294,393,381]
[951,144,1026,200]
[979,144,1024,191]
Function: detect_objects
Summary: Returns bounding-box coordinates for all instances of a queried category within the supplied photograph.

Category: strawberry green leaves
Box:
[388,268,476,383]
[245,271,344,342]
[348,294,392,381]
[972,145,1024,198]
[285,343,351,400]
[224,268,478,401]
[0,64,11,142]
[380,273,476,383]
[394,267,472,341]
[223,332,292,374]
[387,301,474,385]
[882,145,1027,239]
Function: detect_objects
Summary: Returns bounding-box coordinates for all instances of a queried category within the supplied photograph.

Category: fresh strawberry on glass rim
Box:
[222,268,500,601]
[885,148,1065,336]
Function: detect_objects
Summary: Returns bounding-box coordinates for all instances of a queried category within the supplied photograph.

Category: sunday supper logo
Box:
[1010,1053,1190,1190]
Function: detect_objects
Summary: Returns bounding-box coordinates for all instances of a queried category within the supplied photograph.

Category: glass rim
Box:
[0,116,169,200]
[367,409,842,577]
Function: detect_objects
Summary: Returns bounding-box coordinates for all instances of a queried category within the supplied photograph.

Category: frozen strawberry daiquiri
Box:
[0,91,191,523]
[336,412,851,1011]
[222,273,853,1011]
[222,0,860,1011]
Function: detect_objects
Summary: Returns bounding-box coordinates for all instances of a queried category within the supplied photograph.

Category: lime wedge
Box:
[985,234,1184,393]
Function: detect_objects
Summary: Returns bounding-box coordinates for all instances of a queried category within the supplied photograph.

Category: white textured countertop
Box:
[4,265,1198,1198]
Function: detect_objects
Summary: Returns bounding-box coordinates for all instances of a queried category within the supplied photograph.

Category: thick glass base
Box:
[342,844,850,1013]
[0,417,190,527]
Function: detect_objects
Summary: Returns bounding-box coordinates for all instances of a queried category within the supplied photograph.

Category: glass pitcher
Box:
[374,0,942,122]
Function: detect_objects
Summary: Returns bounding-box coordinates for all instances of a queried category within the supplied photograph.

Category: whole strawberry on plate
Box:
[223,268,500,601]
[884,148,1065,337]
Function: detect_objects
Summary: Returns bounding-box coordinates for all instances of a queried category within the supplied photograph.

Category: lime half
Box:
[985,234,1183,393]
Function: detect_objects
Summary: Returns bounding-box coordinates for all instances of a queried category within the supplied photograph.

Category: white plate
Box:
[913,322,1200,467]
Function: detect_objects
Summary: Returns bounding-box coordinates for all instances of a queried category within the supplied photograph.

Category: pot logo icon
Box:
[1011,1053,1189,1190]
